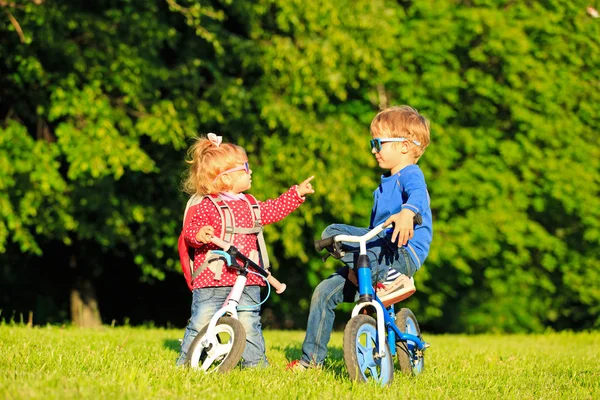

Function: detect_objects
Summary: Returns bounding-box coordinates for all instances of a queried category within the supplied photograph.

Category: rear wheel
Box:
[185,317,246,373]
[343,314,394,385]
[395,308,424,375]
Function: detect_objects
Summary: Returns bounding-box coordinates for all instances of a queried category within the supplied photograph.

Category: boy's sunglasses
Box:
[370,138,421,153]
[213,161,250,183]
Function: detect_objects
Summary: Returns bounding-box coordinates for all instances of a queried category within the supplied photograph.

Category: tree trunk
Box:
[69,254,102,328]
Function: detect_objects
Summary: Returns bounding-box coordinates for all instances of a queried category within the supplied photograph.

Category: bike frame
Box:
[191,237,286,371]
[334,223,427,358]
[194,272,248,370]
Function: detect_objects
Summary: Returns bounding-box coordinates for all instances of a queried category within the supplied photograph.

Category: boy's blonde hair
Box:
[182,136,247,195]
[370,105,431,160]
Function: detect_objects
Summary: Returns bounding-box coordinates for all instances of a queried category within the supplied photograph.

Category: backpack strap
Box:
[240,194,270,270]
[182,194,203,227]
[244,193,262,223]
[204,194,236,244]
[181,194,204,283]
[188,193,271,283]
[189,194,232,281]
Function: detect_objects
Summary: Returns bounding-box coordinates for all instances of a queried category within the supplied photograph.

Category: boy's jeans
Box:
[176,286,267,367]
[300,224,417,367]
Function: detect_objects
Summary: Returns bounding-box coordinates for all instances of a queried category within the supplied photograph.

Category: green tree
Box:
[386,0,600,331]
[1,0,598,332]
[1,0,195,325]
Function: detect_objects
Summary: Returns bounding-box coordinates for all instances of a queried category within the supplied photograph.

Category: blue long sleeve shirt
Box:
[369,164,433,269]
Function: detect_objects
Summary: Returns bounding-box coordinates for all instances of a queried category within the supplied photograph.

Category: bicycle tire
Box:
[395,308,424,375]
[343,314,394,385]
[185,316,246,373]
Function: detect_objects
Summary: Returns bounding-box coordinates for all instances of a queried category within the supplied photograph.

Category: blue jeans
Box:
[300,224,417,367]
[176,285,267,368]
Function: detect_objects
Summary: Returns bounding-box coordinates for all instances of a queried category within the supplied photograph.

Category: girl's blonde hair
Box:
[370,105,431,160]
[182,135,247,196]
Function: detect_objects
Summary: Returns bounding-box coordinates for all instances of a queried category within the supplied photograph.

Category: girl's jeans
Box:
[300,224,418,367]
[176,285,267,367]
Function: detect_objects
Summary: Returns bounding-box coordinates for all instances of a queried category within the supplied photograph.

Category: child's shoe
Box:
[286,360,308,372]
[376,275,416,307]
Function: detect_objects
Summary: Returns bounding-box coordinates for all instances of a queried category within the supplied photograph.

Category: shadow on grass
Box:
[164,338,181,353]
[272,344,347,376]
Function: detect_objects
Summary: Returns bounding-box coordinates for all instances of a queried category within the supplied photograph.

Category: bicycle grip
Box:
[267,273,286,294]
[314,236,335,252]
[210,236,231,250]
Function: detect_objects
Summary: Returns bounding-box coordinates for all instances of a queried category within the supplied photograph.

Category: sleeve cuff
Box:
[401,204,419,213]
[292,185,306,202]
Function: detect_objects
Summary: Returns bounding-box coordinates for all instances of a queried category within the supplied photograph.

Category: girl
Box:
[176,133,314,367]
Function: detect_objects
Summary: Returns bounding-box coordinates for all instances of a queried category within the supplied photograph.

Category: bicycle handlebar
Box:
[315,213,423,252]
[333,223,389,244]
[210,237,286,294]
[314,223,390,252]
[314,236,335,252]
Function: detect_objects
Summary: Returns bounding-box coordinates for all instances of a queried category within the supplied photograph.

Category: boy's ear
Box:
[400,141,411,154]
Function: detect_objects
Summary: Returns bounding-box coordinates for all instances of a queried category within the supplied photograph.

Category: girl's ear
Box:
[220,174,233,190]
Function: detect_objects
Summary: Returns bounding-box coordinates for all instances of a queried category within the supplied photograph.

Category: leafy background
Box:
[1,0,599,333]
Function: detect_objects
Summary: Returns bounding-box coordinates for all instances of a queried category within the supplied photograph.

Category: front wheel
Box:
[185,316,246,373]
[395,308,424,375]
[343,314,394,385]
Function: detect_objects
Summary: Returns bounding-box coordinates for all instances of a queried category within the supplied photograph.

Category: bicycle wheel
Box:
[185,316,246,373]
[395,308,424,375]
[343,314,394,385]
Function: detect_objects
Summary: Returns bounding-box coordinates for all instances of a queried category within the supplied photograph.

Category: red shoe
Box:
[286,360,308,371]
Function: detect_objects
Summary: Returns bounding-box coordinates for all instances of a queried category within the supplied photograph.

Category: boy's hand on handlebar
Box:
[196,225,215,244]
[384,209,416,246]
[297,176,315,197]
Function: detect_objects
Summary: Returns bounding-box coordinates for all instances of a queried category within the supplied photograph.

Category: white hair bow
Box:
[207,133,223,147]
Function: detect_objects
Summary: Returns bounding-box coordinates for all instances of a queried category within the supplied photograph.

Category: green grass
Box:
[1,324,598,399]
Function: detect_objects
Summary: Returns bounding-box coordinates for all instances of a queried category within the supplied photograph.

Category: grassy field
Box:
[1,323,598,399]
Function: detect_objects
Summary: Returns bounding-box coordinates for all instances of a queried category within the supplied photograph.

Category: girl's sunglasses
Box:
[213,161,250,183]
[370,137,421,153]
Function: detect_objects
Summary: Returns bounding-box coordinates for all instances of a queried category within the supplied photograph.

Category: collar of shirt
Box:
[219,191,246,201]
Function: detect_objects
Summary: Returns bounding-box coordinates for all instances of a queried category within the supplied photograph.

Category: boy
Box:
[288,105,432,369]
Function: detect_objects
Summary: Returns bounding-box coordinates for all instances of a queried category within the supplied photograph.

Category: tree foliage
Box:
[1,0,598,332]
